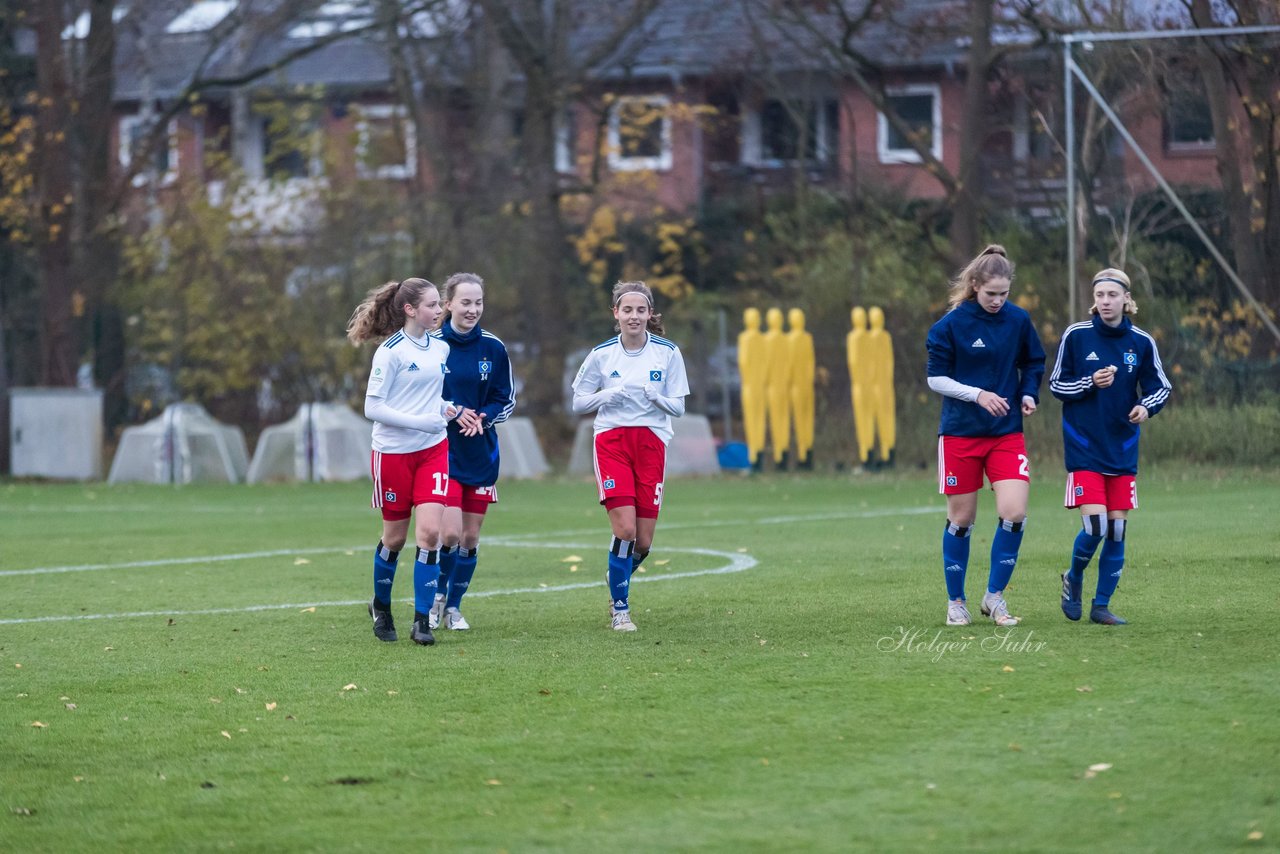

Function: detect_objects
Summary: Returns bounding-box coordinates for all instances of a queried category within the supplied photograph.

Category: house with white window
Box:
[105,0,1228,230]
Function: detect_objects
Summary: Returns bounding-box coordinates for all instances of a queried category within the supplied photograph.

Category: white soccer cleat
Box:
[945,600,971,626]
[428,593,446,630]
[444,607,470,631]
[980,591,1020,627]
[611,610,637,632]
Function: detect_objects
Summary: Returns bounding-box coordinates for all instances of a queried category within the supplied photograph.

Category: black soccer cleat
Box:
[369,599,397,642]
[410,613,436,646]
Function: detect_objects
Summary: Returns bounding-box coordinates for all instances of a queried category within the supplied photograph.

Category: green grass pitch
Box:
[2,469,1278,851]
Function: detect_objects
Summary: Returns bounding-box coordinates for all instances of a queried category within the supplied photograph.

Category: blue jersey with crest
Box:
[433,321,515,486]
[1049,314,1172,475]
[926,300,1046,438]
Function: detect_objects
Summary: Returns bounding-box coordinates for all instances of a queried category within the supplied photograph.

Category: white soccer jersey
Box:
[366,329,451,454]
[572,333,690,444]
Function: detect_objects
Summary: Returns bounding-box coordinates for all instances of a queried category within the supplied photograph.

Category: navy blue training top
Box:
[1049,314,1172,475]
[926,300,1046,438]
[434,321,515,486]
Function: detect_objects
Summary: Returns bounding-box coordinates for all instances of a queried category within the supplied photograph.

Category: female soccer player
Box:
[571,281,689,632]
[346,277,455,646]
[1049,267,1172,625]
[926,245,1046,628]
[428,272,515,632]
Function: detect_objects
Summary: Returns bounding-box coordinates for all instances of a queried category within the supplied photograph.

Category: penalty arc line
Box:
[0,545,755,626]
[0,505,939,577]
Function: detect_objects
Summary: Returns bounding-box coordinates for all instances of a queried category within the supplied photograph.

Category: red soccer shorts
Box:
[445,479,498,515]
[593,426,667,520]
[370,440,449,521]
[1064,470,1137,510]
[938,432,1030,495]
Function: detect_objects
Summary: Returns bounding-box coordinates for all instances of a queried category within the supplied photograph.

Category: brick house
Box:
[107,1,1226,228]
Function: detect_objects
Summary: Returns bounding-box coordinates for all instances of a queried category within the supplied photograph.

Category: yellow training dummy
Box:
[763,307,792,468]
[737,307,767,469]
[788,308,815,469]
[847,307,874,466]
[866,306,896,467]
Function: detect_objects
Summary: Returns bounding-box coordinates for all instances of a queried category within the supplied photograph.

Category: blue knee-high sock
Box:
[413,547,441,617]
[1070,514,1106,584]
[942,521,971,601]
[988,517,1025,594]
[1069,528,1104,585]
[437,544,458,604]
[608,536,635,611]
[446,547,478,609]
[631,550,649,579]
[372,541,399,608]
[1095,520,1126,605]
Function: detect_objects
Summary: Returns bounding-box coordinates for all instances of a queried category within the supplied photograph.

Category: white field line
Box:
[0,545,754,625]
[1,506,939,577]
[0,506,941,625]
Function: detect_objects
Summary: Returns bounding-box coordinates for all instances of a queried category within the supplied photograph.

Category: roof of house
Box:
[110,0,980,104]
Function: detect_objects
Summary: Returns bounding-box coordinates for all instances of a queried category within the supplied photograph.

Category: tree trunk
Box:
[80,0,126,427]
[519,79,569,417]
[949,0,994,262]
[1192,0,1274,311]
[31,0,76,386]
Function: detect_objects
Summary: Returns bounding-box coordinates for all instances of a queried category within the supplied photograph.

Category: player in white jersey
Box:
[572,281,690,632]
[346,277,457,647]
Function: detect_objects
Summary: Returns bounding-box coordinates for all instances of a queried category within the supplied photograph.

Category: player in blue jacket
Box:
[1049,267,1172,625]
[429,272,516,632]
[926,245,1046,628]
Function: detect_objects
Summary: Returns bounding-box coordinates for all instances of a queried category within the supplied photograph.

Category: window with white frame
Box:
[118,114,179,186]
[743,98,837,166]
[607,95,672,172]
[356,104,416,179]
[877,84,941,164]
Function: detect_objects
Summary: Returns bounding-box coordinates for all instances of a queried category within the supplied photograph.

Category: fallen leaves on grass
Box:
[654,559,670,566]
[65,703,76,710]
[568,565,579,573]
[1248,831,1264,841]
[299,607,316,613]
[1083,763,1113,779]
[562,555,583,562]
[220,731,232,739]
[293,558,311,565]
[342,683,358,691]
[485,779,502,786]
[30,721,46,728]
[1076,686,1093,693]
[1001,665,1015,672]
[265,702,277,711]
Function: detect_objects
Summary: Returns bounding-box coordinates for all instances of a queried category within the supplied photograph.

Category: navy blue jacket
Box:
[926,300,1046,437]
[1049,315,1172,475]
[434,322,515,486]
